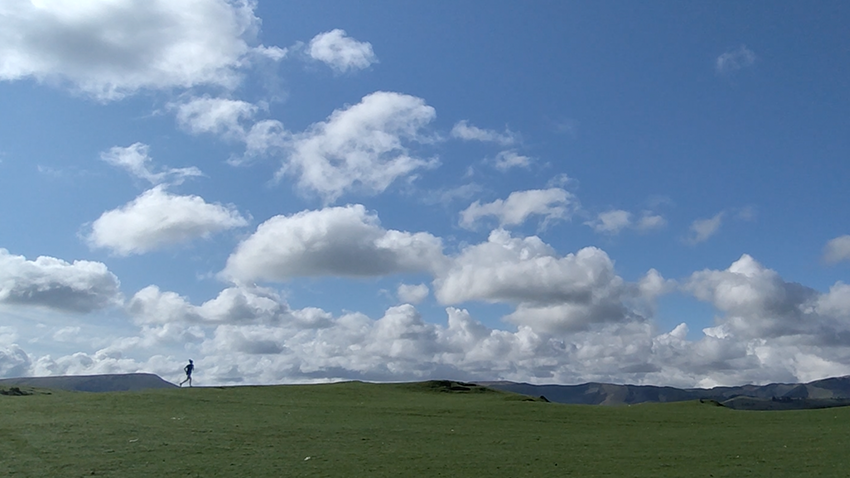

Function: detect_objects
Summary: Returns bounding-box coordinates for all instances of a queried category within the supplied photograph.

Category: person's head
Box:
[189,359,193,363]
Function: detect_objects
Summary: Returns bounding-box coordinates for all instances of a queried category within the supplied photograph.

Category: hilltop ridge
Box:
[5,372,850,411]
[483,375,850,409]
[0,373,176,392]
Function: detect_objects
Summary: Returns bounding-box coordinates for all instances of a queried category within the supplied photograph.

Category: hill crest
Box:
[483,375,850,408]
[0,373,176,392]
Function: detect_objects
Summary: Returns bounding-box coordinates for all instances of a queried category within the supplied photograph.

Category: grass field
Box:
[2,381,849,477]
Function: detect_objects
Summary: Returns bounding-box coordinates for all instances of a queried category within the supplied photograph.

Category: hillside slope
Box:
[0,373,176,392]
[483,375,850,409]
[2,381,850,477]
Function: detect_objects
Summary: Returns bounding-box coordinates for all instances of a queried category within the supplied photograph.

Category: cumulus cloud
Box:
[459,188,577,229]
[100,143,202,185]
[685,254,821,339]
[638,269,676,301]
[450,120,517,146]
[192,304,569,383]
[0,344,31,378]
[280,91,438,202]
[0,249,121,313]
[492,151,533,171]
[716,45,756,75]
[172,96,260,140]
[434,229,623,317]
[823,235,850,264]
[307,29,377,72]
[665,254,850,385]
[0,0,280,100]
[127,284,291,326]
[398,283,429,304]
[168,96,291,163]
[87,186,248,256]
[686,212,724,244]
[178,306,702,385]
[21,268,850,387]
[223,204,447,282]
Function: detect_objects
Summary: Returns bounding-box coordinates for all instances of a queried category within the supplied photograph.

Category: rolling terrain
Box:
[484,375,850,410]
[0,373,176,392]
[2,380,850,477]
[5,372,850,410]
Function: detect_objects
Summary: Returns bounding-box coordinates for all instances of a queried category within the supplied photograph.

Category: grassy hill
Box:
[0,373,176,392]
[2,380,850,477]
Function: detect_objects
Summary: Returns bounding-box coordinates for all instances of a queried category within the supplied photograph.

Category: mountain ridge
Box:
[482,375,850,409]
[4,372,850,410]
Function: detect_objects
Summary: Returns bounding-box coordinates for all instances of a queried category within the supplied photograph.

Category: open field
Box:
[2,381,849,477]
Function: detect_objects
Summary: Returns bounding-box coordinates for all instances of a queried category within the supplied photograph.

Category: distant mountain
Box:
[0,373,177,392]
[482,375,850,410]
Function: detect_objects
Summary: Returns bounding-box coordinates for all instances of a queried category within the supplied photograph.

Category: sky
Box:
[1,0,849,388]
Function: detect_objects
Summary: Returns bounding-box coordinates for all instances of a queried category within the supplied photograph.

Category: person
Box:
[179,359,194,387]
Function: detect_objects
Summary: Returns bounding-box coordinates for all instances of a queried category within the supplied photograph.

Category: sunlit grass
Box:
[1,381,849,477]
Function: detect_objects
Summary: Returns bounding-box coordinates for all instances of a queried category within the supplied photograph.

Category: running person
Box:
[179,359,194,387]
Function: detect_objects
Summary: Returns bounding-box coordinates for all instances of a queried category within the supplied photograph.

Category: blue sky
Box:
[1,0,849,387]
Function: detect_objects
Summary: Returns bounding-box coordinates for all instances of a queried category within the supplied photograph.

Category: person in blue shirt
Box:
[179,359,194,387]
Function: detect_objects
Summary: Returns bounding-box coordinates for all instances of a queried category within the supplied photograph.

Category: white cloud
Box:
[450,120,517,146]
[422,183,483,206]
[435,230,621,304]
[716,45,756,75]
[686,212,724,244]
[586,210,632,235]
[242,119,289,161]
[0,249,121,313]
[280,91,438,203]
[253,44,288,61]
[666,254,850,385]
[87,186,248,256]
[0,344,31,378]
[100,143,202,185]
[52,326,82,342]
[546,173,578,189]
[127,284,291,326]
[0,0,279,100]
[223,204,447,282]
[638,269,676,301]
[431,229,674,335]
[19,270,850,386]
[824,235,850,264]
[459,188,577,229]
[169,96,290,163]
[398,283,429,304]
[172,96,260,140]
[815,282,850,319]
[685,254,820,339]
[0,327,18,347]
[586,210,667,235]
[492,151,532,171]
[308,29,377,73]
[636,213,667,232]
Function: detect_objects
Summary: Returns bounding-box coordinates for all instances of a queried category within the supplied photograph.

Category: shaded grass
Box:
[2,381,849,477]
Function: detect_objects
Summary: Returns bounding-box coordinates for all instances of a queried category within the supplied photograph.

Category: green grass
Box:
[2,381,850,477]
